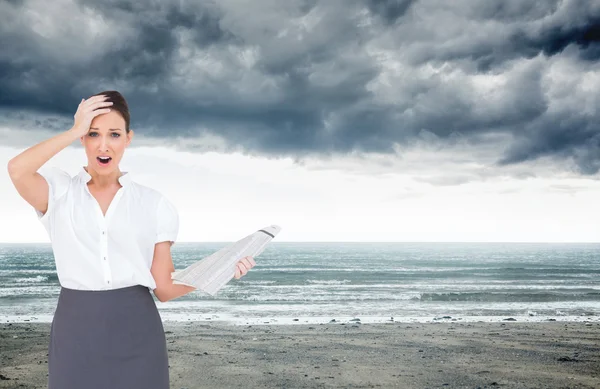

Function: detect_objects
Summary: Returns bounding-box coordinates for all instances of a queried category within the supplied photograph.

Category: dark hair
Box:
[91,90,131,133]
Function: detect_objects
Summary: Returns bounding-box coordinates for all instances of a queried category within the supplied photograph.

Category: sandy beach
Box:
[1,320,599,388]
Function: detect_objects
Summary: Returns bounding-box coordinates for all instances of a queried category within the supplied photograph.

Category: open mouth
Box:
[97,156,112,165]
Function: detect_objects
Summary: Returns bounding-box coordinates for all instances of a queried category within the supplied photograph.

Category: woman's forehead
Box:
[90,111,126,130]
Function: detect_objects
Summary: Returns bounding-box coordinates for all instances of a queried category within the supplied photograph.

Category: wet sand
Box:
[1,320,599,388]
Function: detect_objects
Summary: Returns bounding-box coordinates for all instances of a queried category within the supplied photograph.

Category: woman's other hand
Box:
[70,95,113,137]
[234,256,256,279]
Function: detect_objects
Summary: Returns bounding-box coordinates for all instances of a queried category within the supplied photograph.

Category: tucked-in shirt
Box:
[34,166,179,291]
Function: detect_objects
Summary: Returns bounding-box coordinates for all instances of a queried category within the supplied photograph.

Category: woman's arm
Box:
[7,129,79,215]
[7,95,112,214]
[150,242,257,302]
[150,241,196,302]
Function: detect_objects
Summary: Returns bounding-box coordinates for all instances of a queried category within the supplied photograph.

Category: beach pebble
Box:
[557,356,579,362]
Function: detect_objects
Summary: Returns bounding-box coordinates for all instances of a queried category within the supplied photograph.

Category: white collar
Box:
[78,166,132,187]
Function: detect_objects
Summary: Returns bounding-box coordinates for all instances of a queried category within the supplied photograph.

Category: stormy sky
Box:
[1,0,599,242]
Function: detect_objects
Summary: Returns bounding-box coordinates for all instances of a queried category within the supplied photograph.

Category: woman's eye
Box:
[87,132,120,137]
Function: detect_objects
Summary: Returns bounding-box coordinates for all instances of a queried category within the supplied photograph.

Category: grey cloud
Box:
[365,0,416,24]
[500,113,600,175]
[0,0,598,178]
[391,0,599,70]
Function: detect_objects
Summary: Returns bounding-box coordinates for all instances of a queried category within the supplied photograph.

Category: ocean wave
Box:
[419,291,600,303]
[0,269,55,275]
[236,293,421,302]
[216,290,600,303]
[0,285,58,298]
[306,280,351,285]
[11,275,49,283]
[237,280,277,285]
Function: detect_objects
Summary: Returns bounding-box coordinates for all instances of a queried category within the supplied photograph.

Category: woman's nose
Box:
[98,137,109,151]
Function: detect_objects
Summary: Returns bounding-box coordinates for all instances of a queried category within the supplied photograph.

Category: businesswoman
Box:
[7,91,256,388]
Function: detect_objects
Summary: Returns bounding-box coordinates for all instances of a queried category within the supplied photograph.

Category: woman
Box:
[7,91,256,388]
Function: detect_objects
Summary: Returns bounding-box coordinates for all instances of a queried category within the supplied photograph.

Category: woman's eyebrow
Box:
[89,127,123,131]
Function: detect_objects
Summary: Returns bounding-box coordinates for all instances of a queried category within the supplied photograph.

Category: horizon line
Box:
[1,241,599,245]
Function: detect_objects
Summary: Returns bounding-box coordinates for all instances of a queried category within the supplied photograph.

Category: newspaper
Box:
[171,225,281,296]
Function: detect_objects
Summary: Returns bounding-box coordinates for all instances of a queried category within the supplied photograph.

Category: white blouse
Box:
[34,166,179,291]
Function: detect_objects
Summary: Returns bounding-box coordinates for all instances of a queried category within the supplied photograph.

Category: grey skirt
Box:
[48,285,169,389]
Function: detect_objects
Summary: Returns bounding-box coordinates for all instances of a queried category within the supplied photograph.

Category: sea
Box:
[1,242,599,325]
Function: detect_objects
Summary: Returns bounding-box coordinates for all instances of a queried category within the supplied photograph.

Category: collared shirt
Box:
[34,166,179,291]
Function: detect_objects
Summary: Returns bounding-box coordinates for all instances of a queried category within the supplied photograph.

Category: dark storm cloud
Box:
[365,0,416,24]
[499,113,600,175]
[510,13,600,61]
[0,0,598,176]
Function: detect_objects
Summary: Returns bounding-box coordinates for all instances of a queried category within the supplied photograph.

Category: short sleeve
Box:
[35,167,71,225]
[155,196,179,245]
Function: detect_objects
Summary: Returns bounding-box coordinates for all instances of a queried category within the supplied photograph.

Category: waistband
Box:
[59,284,150,295]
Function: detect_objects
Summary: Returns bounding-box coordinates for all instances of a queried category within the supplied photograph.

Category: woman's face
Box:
[80,110,133,175]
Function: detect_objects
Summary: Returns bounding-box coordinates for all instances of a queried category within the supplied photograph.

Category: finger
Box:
[87,98,112,108]
[88,101,114,111]
[238,264,248,277]
[82,95,110,108]
[83,95,107,105]
[91,108,112,118]
[249,257,257,267]
[240,258,252,268]
[237,262,247,272]
[234,266,241,279]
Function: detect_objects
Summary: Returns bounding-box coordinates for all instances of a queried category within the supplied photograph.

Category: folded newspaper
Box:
[171,225,281,296]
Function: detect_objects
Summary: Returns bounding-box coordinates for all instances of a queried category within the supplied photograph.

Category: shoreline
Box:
[2,313,599,325]
[1,321,599,388]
